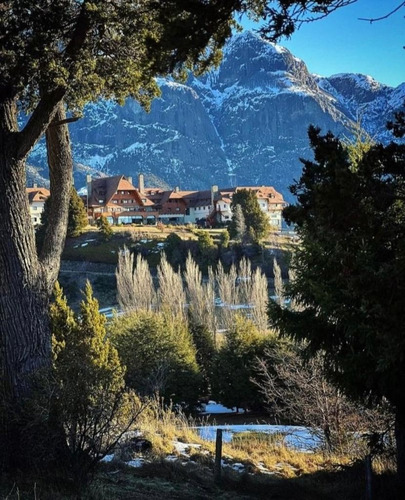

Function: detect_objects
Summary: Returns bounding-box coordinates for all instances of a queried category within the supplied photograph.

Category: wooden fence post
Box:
[214,428,223,485]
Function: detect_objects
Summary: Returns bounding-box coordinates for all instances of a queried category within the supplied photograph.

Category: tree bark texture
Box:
[41,102,73,286]
[0,98,73,469]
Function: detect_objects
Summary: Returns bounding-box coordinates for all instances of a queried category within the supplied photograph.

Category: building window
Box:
[99,199,104,203]
[113,200,118,204]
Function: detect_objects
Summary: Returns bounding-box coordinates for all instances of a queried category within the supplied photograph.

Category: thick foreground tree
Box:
[269,125,405,482]
[0,0,361,470]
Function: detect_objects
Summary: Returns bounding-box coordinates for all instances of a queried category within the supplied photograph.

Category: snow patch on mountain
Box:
[27,31,404,199]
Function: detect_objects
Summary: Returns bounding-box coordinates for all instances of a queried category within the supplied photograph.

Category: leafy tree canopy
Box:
[0,1,356,115]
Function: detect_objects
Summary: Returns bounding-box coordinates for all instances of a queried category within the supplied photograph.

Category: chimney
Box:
[33,182,37,188]
[138,173,145,193]
[127,176,133,186]
[86,174,92,200]
[174,186,179,193]
[211,185,218,207]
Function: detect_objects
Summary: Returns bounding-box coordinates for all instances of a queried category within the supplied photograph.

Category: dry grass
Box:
[222,433,351,478]
[134,399,355,480]
[0,401,398,500]
[136,400,208,457]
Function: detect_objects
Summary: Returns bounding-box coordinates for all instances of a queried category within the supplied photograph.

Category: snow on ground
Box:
[126,458,146,468]
[173,441,201,454]
[223,461,245,472]
[195,424,321,451]
[100,425,319,477]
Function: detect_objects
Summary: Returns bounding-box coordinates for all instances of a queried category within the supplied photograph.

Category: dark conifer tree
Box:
[67,187,88,238]
[230,190,269,243]
[269,124,405,484]
[96,215,113,241]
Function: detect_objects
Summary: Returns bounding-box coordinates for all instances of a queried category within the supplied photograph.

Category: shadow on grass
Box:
[0,458,399,499]
[100,458,399,500]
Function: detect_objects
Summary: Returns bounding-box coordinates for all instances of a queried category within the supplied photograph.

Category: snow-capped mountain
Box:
[28,31,404,200]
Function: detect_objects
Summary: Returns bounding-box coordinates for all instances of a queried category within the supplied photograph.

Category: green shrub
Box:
[50,282,142,486]
[109,311,202,405]
[96,215,113,241]
[212,316,278,411]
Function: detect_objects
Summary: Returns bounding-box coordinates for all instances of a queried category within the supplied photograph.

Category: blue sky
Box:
[242,0,404,88]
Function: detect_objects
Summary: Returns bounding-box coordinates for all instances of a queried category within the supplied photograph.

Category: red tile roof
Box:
[26,187,50,203]
[88,175,143,207]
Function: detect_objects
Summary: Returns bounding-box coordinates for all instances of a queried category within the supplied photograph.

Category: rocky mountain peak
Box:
[27,31,403,202]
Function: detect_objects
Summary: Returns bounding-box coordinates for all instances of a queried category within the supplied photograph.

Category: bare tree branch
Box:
[49,116,81,127]
[359,1,405,22]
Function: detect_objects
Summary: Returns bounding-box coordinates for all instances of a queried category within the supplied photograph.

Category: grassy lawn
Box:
[63,226,295,266]
[62,226,198,265]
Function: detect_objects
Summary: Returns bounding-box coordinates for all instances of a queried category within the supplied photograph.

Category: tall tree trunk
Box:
[41,102,73,286]
[0,99,72,470]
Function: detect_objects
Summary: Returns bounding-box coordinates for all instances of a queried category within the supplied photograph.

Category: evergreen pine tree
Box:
[36,187,87,251]
[109,311,201,404]
[50,282,137,486]
[230,204,246,242]
[231,190,269,243]
[212,316,274,411]
[189,321,216,394]
[197,230,215,253]
[220,229,230,248]
[270,125,405,480]
[67,187,88,237]
[96,215,113,241]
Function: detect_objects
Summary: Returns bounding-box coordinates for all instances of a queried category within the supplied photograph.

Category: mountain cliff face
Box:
[28,31,404,200]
